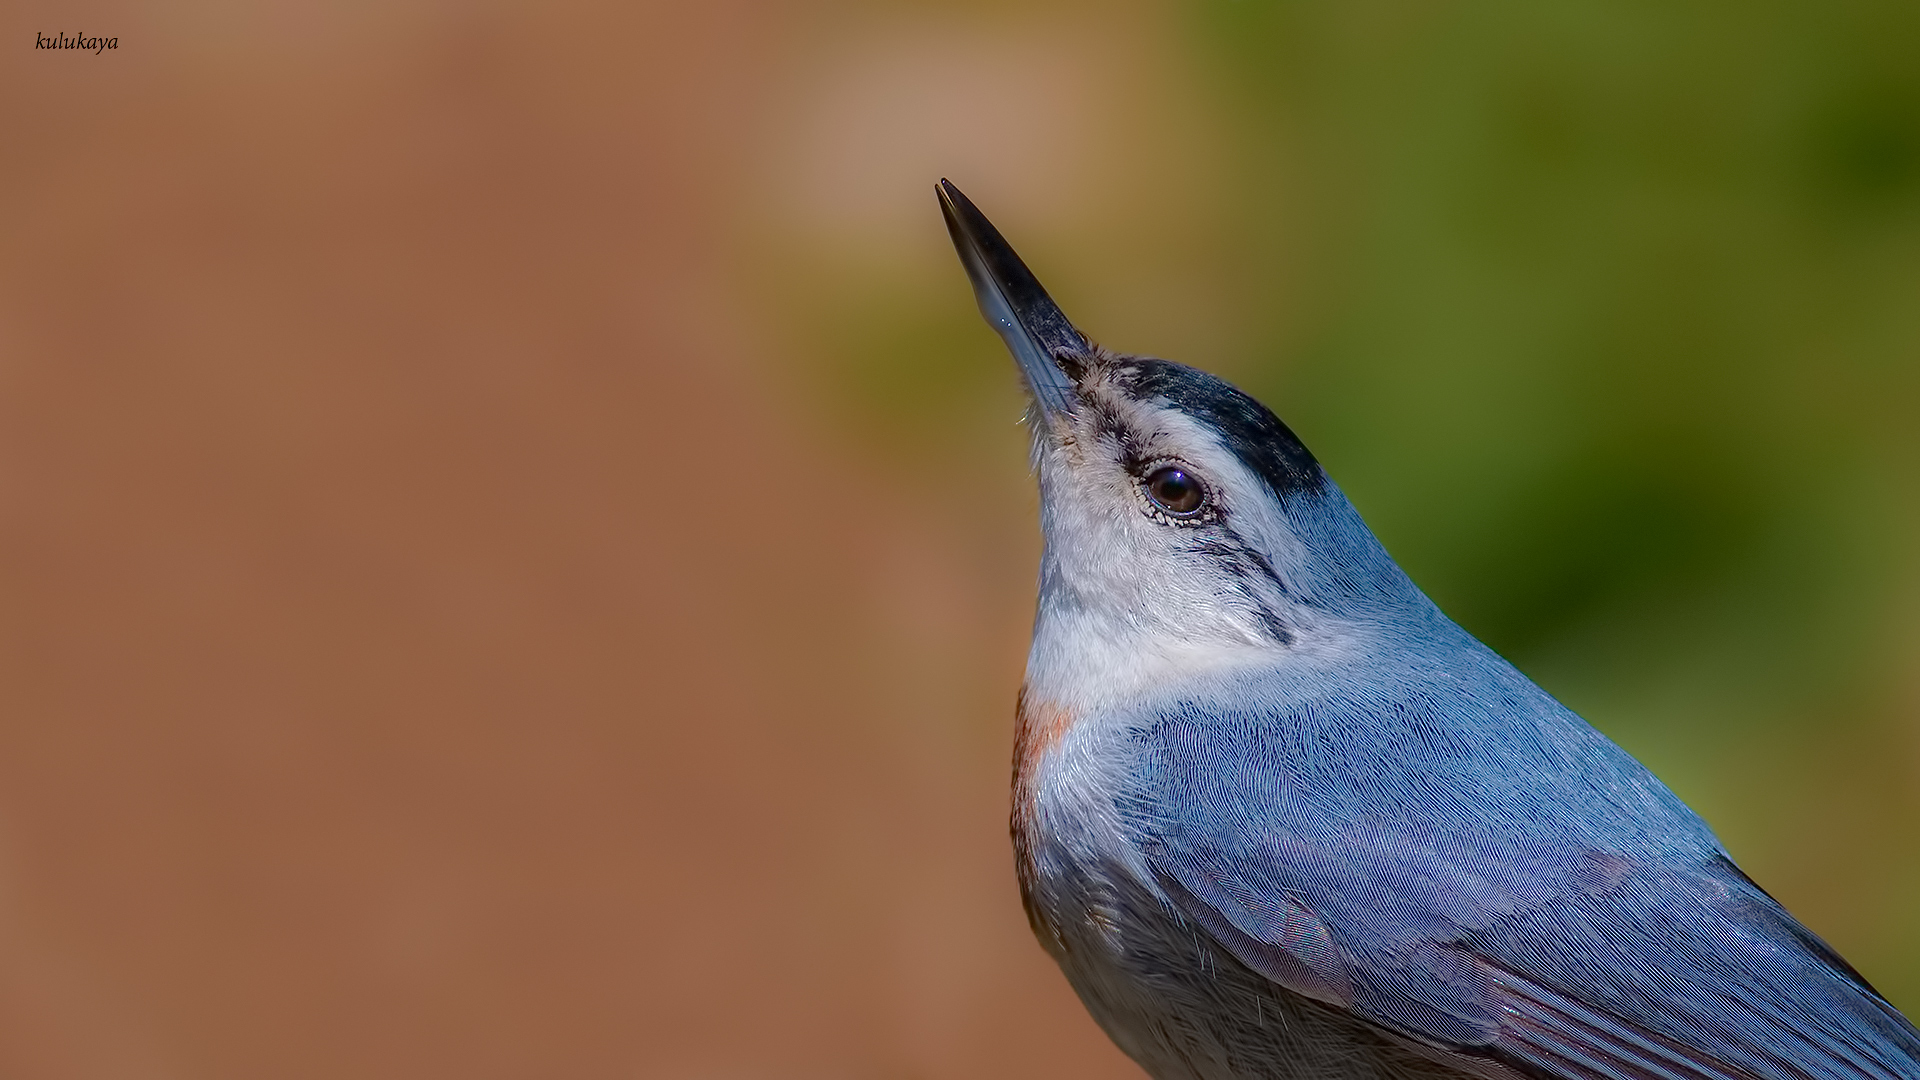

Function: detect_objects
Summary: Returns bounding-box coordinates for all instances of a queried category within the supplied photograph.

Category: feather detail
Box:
[1477,956,1765,1080]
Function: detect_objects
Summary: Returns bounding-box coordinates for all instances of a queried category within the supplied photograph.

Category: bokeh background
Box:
[4,1,1918,1076]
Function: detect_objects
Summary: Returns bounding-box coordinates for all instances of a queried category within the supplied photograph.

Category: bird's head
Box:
[939,180,1433,708]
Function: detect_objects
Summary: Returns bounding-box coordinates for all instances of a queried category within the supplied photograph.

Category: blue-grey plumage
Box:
[935,179,1920,1080]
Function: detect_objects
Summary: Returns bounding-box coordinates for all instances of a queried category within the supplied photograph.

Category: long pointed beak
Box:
[937,179,1087,419]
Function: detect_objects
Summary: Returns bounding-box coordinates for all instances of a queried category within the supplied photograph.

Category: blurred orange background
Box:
[3,2,1917,1077]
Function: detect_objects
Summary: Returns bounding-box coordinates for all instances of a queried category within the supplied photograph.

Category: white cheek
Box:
[1025,451,1279,715]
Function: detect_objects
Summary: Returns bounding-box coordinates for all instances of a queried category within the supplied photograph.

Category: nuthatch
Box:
[937,179,1920,1080]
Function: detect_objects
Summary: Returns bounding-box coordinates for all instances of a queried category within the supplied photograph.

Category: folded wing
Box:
[1146,821,1920,1080]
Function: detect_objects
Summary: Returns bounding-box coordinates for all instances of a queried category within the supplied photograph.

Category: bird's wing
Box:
[1148,826,1920,1080]
[1128,709,1920,1080]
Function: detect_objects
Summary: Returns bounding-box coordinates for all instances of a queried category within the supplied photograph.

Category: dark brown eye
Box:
[1144,465,1205,517]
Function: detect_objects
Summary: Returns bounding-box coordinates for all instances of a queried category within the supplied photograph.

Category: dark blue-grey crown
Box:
[1113,359,1327,498]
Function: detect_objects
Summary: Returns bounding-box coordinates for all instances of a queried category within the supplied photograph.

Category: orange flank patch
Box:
[1013,686,1076,789]
[1011,686,1076,951]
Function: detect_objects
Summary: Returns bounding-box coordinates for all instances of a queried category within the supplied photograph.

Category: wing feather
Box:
[1148,838,1920,1080]
[1130,736,1920,1080]
[1479,956,1766,1080]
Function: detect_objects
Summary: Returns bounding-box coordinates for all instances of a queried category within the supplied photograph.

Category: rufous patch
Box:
[1013,684,1075,788]
[1011,684,1076,951]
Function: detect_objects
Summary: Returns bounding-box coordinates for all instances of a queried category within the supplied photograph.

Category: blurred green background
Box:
[4,0,1916,1076]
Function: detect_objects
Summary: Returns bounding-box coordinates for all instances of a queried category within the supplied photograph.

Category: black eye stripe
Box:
[1196,528,1297,645]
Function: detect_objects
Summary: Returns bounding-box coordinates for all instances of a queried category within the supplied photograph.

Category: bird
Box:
[934,177,1920,1080]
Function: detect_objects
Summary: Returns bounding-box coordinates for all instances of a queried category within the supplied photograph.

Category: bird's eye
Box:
[1144,465,1206,518]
